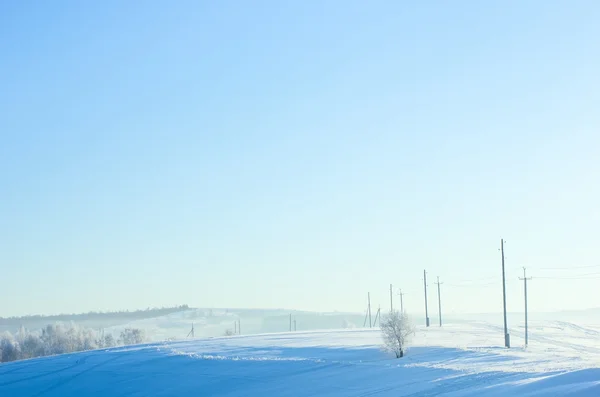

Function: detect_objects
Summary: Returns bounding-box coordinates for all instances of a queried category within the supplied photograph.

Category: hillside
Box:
[0,306,190,334]
[2,321,600,396]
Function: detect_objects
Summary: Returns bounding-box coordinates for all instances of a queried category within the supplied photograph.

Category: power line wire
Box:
[445,282,499,288]
[534,272,600,280]
[534,265,600,271]
[441,276,497,287]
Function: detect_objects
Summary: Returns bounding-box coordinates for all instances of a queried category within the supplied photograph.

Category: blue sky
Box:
[1,1,599,317]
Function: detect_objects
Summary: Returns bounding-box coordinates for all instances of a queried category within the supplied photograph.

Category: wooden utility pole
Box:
[435,277,443,327]
[397,289,405,313]
[501,239,510,348]
[373,306,381,327]
[519,267,532,346]
[424,270,430,327]
[368,292,372,328]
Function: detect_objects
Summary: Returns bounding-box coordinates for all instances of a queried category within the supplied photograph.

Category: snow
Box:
[2,321,600,396]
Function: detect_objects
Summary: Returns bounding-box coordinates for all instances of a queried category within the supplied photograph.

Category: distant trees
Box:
[380,311,414,358]
[97,333,116,349]
[1,332,20,362]
[0,323,146,363]
[223,329,234,337]
[20,333,44,359]
[0,305,190,329]
[342,319,355,329]
[119,328,145,345]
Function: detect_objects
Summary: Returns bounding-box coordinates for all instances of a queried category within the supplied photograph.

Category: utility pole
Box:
[435,277,443,327]
[368,292,372,328]
[501,238,510,348]
[519,267,532,346]
[424,270,430,327]
[390,284,394,313]
[234,321,237,335]
[238,319,241,335]
[397,289,405,313]
[294,319,297,332]
[373,306,381,327]
[289,313,292,332]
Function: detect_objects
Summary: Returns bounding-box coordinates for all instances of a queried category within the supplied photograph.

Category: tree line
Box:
[0,323,145,363]
[0,305,189,327]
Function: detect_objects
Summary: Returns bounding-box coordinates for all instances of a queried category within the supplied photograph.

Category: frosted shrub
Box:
[380,311,414,358]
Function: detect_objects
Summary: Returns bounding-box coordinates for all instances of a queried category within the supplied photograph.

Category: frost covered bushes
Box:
[0,332,20,362]
[0,323,145,363]
[119,328,145,345]
[380,311,414,358]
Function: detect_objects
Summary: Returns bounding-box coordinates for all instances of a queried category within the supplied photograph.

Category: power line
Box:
[445,282,499,288]
[453,276,497,283]
[441,276,500,288]
[534,273,600,280]
[534,265,600,271]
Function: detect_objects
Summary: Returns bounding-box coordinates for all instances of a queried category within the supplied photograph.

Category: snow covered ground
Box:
[2,321,600,396]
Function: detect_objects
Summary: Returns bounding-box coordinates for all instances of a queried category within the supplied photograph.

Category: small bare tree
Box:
[119,328,145,346]
[380,310,414,358]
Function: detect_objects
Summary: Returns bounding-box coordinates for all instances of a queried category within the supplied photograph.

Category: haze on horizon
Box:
[1,1,599,318]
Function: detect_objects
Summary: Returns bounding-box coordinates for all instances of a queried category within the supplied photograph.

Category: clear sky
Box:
[1,1,599,317]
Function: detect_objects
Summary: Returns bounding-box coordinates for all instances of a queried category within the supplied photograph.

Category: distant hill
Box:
[0,305,190,333]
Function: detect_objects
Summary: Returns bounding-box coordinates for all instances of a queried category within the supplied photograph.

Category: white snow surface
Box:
[2,321,600,396]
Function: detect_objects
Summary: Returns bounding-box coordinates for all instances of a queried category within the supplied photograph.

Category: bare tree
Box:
[104,334,116,348]
[119,328,145,346]
[380,310,414,358]
[223,329,234,337]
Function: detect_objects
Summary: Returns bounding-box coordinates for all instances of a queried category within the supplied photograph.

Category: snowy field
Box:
[2,320,600,396]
